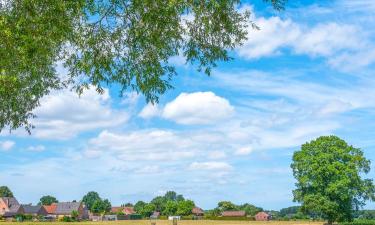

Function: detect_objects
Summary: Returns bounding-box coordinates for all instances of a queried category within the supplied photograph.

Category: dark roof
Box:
[192,207,204,215]
[2,205,24,217]
[55,202,81,215]
[0,197,20,212]
[22,205,47,215]
[22,205,41,214]
[221,211,246,217]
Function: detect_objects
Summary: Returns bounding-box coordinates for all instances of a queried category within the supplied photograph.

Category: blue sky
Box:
[1,0,375,210]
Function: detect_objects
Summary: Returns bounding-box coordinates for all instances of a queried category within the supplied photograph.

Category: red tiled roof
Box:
[256,212,270,217]
[43,204,57,214]
[221,211,246,217]
[123,207,135,215]
[192,207,204,215]
[111,207,123,213]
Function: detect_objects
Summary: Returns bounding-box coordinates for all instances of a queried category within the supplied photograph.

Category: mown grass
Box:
[0,221,324,225]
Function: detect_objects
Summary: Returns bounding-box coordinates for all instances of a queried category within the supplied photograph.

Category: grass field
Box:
[0,221,324,225]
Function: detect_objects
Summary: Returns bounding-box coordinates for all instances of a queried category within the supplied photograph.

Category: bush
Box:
[181,215,194,220]
[340,220,375,225]
[204,216,250,221]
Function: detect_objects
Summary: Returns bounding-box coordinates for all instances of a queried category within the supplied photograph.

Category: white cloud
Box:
[207,151,227,159]
[139,103,160,119]
[238,17,301,59]
[189,162,233,171]
[0,140,15,151]
[238,11,375,70]
[27,145,45,152]
[317,99,352,117]
[86,129,198,161]
[29,87,129,139]
[162,92,234,125]
[235,146,253,156]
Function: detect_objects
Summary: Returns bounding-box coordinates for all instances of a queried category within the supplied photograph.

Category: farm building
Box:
[255,211,271,221]
[111,206,136,215]
[221,210,246,217]
[123,207,135,215]
[0,197,24,218]
[43,204,57,216]
[111,207,123,214]
[22,204,48,216]
[54,202,89,219]
[192,207,204,216]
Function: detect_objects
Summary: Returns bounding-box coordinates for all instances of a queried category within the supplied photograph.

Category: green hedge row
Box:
[340,220,375,225]
[204,216,250,221]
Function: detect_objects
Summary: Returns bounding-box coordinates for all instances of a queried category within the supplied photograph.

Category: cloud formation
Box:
[162,92,234,125]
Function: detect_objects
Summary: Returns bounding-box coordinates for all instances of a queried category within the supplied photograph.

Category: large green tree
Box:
[163,200,178,216]
[38,195,58,205]
[82,191,101,211]
[0,0,285,133]
[176,199,195,216]
[291,136,375,224]
[0,186,13,197]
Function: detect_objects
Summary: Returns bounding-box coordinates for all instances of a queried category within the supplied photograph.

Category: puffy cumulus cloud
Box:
[0,140,15,151]
[162,92,234,125]
[238,17,301,59]
[30,87,129,140]
[188,162,233,171]
[238,11,374,70]
[138,103,160,119]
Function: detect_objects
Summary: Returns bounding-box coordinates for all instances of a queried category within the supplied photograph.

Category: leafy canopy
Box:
[81,191,101,211]
[291,136,375,224]
[39,195,58,205]
[0,186,13,197]
[0,0,285,133]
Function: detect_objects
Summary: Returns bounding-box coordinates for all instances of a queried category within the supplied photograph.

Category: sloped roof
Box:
[0,197,20,212]
[123,207,135,215]
[256,211,270,217]
[221,211,246,217]
[111,207,123,213]
[192,207,204,215]
[55,202,81,215]
[22,205,47,215]
[43,204,57,214]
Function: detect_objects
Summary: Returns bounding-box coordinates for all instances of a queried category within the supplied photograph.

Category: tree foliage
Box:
[91,199,111,214]
[82,191,101,211]
[39,195,58,205]
[176,199,195,216]
[291,136,375,224]
[0,0,285,133]
[217,201,238,211]
[0,186,14,197]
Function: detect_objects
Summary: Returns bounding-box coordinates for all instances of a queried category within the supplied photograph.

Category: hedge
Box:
[340,220,375,225]
[204,216,250,221]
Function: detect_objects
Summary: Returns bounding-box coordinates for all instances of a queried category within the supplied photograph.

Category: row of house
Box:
[1,197,271,221]
[0,197,89,220]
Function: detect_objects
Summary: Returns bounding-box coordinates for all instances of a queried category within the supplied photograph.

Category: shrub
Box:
[340,220,375,225]
[204,216,250,221]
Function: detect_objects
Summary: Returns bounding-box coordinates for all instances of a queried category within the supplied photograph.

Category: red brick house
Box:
[255,211,271,221]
